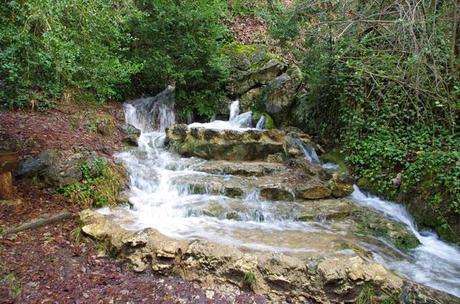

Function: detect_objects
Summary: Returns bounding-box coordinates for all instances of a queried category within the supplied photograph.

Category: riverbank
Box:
[0,103,265,303]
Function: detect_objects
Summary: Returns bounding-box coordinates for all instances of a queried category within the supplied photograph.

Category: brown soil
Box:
[0,103,267,304]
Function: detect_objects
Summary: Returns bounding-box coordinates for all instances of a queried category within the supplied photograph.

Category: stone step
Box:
[193,160,285,177]
[186,197,354,223]
[172,172,345,201]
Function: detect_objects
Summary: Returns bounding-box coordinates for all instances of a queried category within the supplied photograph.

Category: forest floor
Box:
[0,103,267,304]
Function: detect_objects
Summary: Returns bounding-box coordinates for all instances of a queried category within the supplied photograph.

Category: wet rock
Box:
[121,124,140,146]
[194,161,284,177]
[172,162,352,201]
[295,184,332,200]
[260,187,294,201]
[329,172,354,198]
[351,208,420,250]
[165,124,315,161]
[296,199,354,222]
[173,175,246,198]
[240,87,263,112]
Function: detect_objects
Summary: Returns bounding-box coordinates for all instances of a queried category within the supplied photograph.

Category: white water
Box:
[116,98,460,298]
[256,115,265,130]
[188,100,254,131]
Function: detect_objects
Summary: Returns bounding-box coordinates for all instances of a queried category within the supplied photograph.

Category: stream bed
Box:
[105,99,460,298]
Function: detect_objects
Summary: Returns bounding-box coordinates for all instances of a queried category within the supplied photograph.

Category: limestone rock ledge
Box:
[165,124,317,161]
[79,209,457,303]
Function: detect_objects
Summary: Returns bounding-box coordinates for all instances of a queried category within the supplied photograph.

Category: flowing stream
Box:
[111,99,460,298]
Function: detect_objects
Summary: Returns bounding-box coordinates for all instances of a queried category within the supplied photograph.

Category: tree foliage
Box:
[128,0,229,118]
[0,0,141,108]
[0,0,229,116]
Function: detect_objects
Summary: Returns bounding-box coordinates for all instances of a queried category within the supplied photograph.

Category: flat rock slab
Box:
[193,160,284,176]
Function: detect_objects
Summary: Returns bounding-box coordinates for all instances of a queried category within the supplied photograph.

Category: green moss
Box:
[222,42,283,71]
[253,112,275,129]
[353,209,420,250]
[222,42,258,57]
[242,271,256,288]
[320,149,348,173]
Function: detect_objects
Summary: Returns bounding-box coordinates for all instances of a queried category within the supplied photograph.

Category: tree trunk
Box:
[0,172,14,199]
[0,151,18,199]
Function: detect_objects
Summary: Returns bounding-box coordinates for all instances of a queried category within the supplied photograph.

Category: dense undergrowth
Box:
[266,0,460,242]
[0,0,229,117]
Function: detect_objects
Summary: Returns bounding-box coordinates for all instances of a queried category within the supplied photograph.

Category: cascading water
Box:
[256,116,265,130]
[295,142,460,297]
[113,97,460,298]
[351,186,460,297]
[293,138,321,165]
[188,100,254,130]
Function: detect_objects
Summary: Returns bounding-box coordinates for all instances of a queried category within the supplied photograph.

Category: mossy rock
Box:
[223,42,286,96]
[320,149,349,173]
[252,112,275,129]
[222,42,282,72]
[352,208,420,250]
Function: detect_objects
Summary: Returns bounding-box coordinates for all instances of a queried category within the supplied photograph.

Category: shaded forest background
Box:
[1,0,459,242]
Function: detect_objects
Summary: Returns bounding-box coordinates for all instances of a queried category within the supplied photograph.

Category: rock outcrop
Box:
[79,209,457,303]
[165,124,318,161]
[222,43,303,127]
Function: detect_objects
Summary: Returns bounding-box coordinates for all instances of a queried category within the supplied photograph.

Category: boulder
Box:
[15,149,100,187]
[351,208,420,250]
[223,43,286,96]
[263,65,303,125]
[240,87,262,112]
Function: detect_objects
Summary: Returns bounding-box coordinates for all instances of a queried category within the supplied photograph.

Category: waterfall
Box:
[256,116,265,130]
[188,100,254,131]
[124,86,176,133]
[229,100,240,121]
[293,138,321,165]
[110,94,460,299]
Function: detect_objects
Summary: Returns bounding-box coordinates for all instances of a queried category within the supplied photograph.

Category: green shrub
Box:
[59,157,125,208]
[0,0,141,108]
[242,271,256,288]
